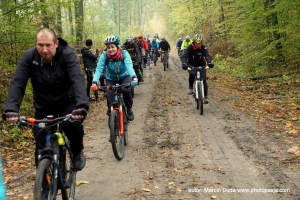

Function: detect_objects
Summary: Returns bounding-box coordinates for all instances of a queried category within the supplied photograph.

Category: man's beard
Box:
[42,55,53,63]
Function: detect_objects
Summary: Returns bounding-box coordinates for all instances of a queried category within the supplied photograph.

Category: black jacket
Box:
[3,38,89,114]
[81,47,99,70]
[122,42,141,63]
[159,41,171,51]
[181,43,212,67]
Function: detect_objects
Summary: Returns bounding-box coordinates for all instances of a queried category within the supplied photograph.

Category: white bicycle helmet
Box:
[104,35,120,45]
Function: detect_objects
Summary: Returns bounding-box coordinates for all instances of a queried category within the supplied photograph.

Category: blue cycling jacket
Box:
[93,50,136,82]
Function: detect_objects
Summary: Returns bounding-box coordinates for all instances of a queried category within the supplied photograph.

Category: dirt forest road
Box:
[70,54,300,200]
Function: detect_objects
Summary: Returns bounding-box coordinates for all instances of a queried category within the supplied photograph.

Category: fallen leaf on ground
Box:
[76,181,89,186]
[141,188,151,192]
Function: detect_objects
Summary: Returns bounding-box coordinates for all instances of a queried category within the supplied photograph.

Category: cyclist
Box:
[2,27,88,171]
[181,34,214,102]
[122,36,142,82]
[137,34,148,69]
[134,35,145,82]
[158,36,171,67]
[91,35,138,122]
[176,37,183,56]
[181,36,192,51]
[81,39,100,100]
[150,38,159,61]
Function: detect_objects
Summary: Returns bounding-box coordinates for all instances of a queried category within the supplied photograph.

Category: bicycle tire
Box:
[94,90,99,102]
[153,54,157,66]
[163,57,166,71]
[60,144,76,200]
[122,107,129,146]
[198,82,204,115]
[196,83,199,109]
[109,110,124,160]
[34,159,56,200]
[131,86,134,98]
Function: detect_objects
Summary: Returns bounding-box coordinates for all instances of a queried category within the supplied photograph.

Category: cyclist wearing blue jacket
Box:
[150,38,159,60]
[92,35,138,121]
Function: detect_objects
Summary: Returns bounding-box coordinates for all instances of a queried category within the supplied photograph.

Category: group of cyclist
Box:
[1,27,214,199]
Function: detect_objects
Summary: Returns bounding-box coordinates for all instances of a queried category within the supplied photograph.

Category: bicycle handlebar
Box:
[187,66,209,70]
[17,115,73,127]
[98,83,132,91]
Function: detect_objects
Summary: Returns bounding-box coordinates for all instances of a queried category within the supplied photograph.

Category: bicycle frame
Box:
[111,91,125,136]
[100,84,130,136]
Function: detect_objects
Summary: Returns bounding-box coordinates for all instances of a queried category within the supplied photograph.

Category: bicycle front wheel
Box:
[153,54,157,66]
[94,90,99,102]
[34,159,56,200]
[110,110,125,160]
[60,144,76,200]
[198,82,204,115]
[131,86,135,98]
[163,58,166,71]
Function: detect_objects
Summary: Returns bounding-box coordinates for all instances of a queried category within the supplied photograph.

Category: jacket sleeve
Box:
[82,49,98,61]
[93,52,106,83]
[64,48,89,110]
[3,50,32,113]
[123,50,136,78]
[203,46,212,63]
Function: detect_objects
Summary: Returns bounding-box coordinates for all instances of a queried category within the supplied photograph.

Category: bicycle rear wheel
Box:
[34,159,56,200]
[198,82,204,115]
[60,143,76,200]
[94,90,99,102]
[109,110,125,160]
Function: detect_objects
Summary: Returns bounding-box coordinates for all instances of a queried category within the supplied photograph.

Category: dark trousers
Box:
[188,68,208,96]
[34,98,84,164]
[85,70,93,98]
[105,76,133,110]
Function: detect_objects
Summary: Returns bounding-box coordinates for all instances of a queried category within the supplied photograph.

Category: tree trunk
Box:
[74,0,84,46]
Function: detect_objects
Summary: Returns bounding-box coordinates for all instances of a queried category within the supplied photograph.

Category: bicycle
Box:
[87,68,99,101]
[16,115,77,200]
[98,82,137,160]
[160,50,167,71]
[187,66,209,115]
[146,52,151,69]
[150,47,157,66]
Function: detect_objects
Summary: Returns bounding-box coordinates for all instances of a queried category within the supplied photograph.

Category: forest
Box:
[0,0,300,143]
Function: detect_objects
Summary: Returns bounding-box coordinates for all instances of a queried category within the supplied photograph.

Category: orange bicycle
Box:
[98,83,136,160]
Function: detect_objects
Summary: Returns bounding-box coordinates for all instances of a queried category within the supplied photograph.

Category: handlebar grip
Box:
[131,82,138,87]
[27,118,36,125]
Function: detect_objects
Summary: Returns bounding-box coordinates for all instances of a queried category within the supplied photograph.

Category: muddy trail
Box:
[4,54,300,200]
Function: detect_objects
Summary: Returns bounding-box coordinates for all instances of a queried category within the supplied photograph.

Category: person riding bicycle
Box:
[158,36,171,67]
[81,39,100,100]
[181,34,214,103]
[122,36,142,82]
[176,37,183,56]
[137,34,148,70]
[150,38,159,60]
[2,28,89,171]
[91,35,138,121]
[181,36,192,52]
[134,35,146,82]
